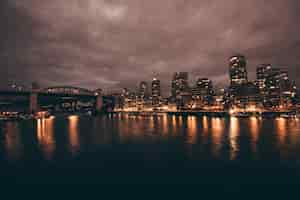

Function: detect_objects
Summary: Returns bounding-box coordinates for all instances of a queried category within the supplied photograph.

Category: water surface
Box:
[1,114,300,184]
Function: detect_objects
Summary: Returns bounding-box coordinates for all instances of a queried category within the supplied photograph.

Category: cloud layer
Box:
[1,0,300,94]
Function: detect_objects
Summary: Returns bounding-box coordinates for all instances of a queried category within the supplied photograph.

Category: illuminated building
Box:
[229,81,261,110]
[139,81,149,100]
[113,93,124,110]
[257,64,272,92]
[121,88,138,110]
[229,55,248,86]
[172,72,189,98]
[152,77,161,107]
[257,66,297,109]
[171,72,192,109]
[228,55,250,108]
[191,78,214,109]
[137,81,149,110]
[212,88,227,111]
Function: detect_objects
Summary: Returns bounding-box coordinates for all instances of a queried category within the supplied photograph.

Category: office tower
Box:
[228,54,249,107]
[152,77,161,106]
[171,72,189,98]
[229,55,248,86]
[266,68,295,108]
[229,81,261,109]
[192,78,214,107]
[171,72,192,108]
[256,64,272,92]
[139,81,148,100]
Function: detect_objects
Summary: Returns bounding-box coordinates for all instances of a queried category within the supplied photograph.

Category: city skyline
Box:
[2,56,299,97]
[1,0,300,91]
[2,0,300,188]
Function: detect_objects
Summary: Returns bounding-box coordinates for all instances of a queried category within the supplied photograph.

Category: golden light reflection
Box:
[288,118,300,146]
[178,116,183,127]
[4,122,23,161]
[275,117,287,146]
[149,115,155,132]
[229,117,240,160]
[211,118,224,157]
[162,114,168,136]
[68,115,80,155]
[249,117,260,153]
[202,116,209,133]
[118,114,143,142]
[37,117,55,160]
[200,116,209,146]
[187,116,197,144]
[171,115,177,134]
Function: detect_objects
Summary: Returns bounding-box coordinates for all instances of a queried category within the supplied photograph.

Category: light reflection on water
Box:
[229,117,240,160]
[3,122,23,161]
[1,114,300,162]
[187,116,197,144]
[37,117,55,160]
[211,117,225,157]
[249,117,260,154]
[68,115,80,155]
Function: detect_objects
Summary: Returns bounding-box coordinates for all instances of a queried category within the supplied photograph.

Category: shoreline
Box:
[1,110,299,122]
[110,110,299,118]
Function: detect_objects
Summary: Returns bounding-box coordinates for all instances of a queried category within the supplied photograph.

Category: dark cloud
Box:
[1,0,300,94]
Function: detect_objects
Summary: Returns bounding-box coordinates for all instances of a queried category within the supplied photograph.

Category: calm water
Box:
[1,113,300,184]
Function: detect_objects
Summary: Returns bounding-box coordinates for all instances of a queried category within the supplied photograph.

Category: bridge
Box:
[0,86,115,114]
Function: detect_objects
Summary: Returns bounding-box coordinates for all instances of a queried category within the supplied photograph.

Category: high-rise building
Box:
[137,81,150,111]
[121,88,137,109]
[191,78,214,108]
[229,81,261,110]
[228,55,249,107]
[256,64,272,92]
[193,78,213,96]
[171,72,192,108]
[212,88,227,111]
[266,68,295,108]
[152,77,161,106]
[255,64,297,109]
[229,55,248,86]
[171,72,189,98]
[139,81,149,100]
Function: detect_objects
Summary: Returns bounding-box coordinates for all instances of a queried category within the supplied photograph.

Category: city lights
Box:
[111,54,299,117]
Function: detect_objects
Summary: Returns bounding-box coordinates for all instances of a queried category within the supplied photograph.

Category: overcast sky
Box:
[1,0,300,94]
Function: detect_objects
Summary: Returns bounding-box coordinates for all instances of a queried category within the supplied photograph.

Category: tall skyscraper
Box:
[192,78,214,107]
[229,55,248,86]
[122,88,137,109]
[257,64,272,92]
[171,72,189,99]
[192,78,214,106]
[228,55,249,107]
[139,81,149,100]
[193,78,213,96]
[256,65,296,109]
[152,77,161,106]
[267,68,295,108]
[171,72,192,108]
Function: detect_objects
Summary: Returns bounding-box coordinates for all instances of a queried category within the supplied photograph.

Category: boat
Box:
[34,111,51,119]
[231,112,251,118]
[0,112,19,121]
[279,113,297,118]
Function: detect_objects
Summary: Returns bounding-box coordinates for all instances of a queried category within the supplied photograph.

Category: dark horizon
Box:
[1,0,300,92]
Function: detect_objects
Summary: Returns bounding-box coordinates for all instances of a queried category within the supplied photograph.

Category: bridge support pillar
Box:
[29,92,39,114]
[95,89,103,113]
[96,94,103,113]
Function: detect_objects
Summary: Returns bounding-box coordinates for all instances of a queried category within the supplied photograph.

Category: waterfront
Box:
[1,113,300,184]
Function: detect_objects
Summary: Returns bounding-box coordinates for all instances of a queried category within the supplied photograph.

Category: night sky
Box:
[1,0,300,94]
